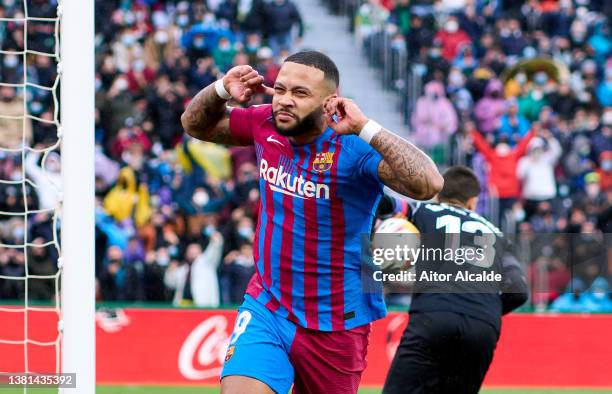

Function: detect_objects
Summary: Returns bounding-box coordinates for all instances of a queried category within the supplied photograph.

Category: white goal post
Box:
[60,0,95,392]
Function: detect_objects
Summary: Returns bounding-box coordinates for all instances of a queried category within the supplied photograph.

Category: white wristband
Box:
[215,79,231,100]
[359,119,382,144]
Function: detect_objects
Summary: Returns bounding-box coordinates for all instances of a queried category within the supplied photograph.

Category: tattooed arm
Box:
[370,130,443,199]
[325,97,443,200]
[181,84,236,144]
[180,65,273,145]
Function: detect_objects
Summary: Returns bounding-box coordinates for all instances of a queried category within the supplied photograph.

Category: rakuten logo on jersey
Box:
[259,158,330,199]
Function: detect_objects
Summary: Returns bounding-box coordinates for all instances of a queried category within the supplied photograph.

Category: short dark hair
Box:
[438,165,481,204]
[284,51,340,88]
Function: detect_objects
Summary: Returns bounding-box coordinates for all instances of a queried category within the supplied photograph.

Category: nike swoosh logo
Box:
[266,135,284,146]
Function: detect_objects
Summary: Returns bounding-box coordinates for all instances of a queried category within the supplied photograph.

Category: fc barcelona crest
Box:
[225,345,235,362]
[312,152,334,173]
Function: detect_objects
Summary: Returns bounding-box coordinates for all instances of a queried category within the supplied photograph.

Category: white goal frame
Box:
[60,0,95,392]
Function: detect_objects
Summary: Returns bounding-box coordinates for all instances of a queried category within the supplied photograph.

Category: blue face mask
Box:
[177,15,189,27]
[193,38,205,48]
[157,255,170,266]
[4,55,18,68]
[238,227,253,239]
[122,34,136,47]
[13,227,25,241]
[204,225,216,237]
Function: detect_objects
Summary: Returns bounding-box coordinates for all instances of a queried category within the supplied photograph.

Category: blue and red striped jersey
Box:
[229,104,386,331]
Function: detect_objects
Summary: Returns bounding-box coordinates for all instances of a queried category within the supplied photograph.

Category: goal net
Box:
[0,0,94,392]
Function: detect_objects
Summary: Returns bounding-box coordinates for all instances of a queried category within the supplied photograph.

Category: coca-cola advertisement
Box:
[95,309,612,387]
[1,307,610,387]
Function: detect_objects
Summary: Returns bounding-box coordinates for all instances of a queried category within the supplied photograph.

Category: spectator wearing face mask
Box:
[434,16,471,62]
[471,125,535,225]
[410,81,458,163]
[582,277,612,313]
[126,59,156,94]
[186,33,212,62]
[220,242,255,304]
[99,246,144,301]
[474,79,506,134]
[497,98,531,145]
[453,44,479,74]
[164,232,224,307]
[517,129,562,218]
[112,28,144,73]
[498,18,527,57]
[111,126,151,159]
[421,43,451,82]
[213,37,238,73]
[518,72,550,122]
[24,151,61,210]
[596,151,612,192]
[577,172,608,215]
[1,49,22,84]
[142,250,170,301]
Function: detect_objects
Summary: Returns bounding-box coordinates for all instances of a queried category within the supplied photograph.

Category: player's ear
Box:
[466,196,478,211]
[323,94,337,116]
[325,92,338,103]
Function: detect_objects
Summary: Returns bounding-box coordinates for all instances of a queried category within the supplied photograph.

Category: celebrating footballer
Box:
[181,50,443,394]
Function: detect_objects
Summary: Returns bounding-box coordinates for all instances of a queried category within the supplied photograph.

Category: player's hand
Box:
[223,65,274,103]
[324,97,368,135]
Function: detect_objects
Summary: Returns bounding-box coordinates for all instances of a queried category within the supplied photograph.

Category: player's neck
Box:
[439,199,468,210]
[289,125,327,146]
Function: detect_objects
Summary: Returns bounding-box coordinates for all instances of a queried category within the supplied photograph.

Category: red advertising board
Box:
[1,307,611,388]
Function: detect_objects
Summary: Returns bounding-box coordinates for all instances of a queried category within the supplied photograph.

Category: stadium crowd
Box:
[349,0,611,310]
[0,0,610,311]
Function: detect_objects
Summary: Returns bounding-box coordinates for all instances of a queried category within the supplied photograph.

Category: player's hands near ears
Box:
[223,65,274,103]
[324,97,369,135]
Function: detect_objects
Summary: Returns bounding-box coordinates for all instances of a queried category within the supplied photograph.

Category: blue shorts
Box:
[220,295,370,394]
